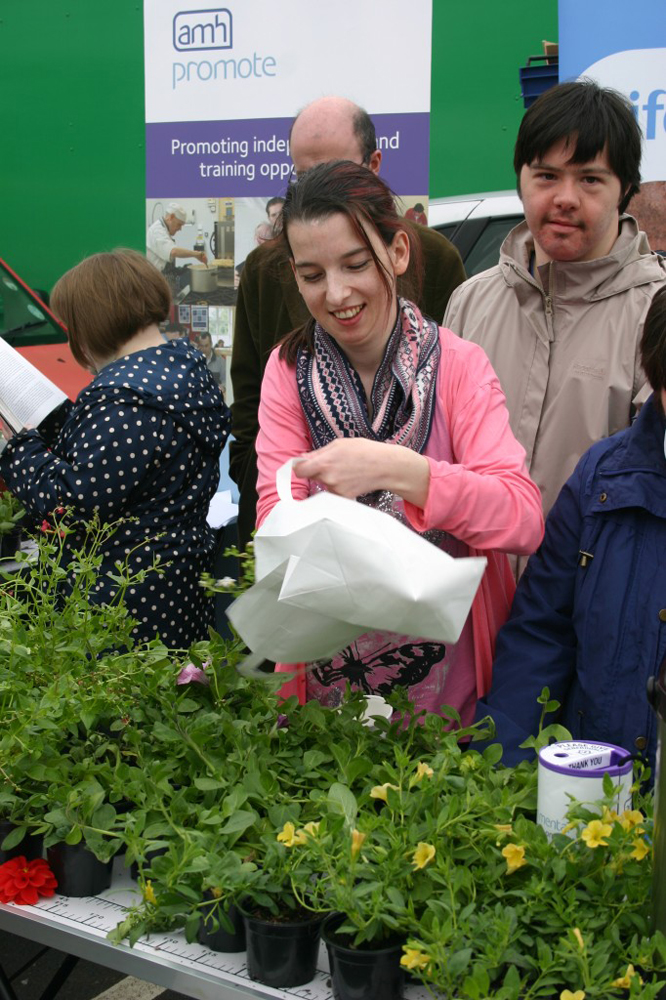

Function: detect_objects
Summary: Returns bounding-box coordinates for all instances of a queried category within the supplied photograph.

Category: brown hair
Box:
[640,286,666,414]
[50,248,171,368]
[277,160,423,364]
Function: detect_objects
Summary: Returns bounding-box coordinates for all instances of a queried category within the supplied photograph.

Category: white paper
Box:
[0,338,67,433]
[207,490,238,529]
[228,459,487,665]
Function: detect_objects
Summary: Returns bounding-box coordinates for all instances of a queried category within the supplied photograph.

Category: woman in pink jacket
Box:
[256,162,543,724]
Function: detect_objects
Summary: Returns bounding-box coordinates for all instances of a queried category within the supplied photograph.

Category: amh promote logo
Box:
[173,8,232,52]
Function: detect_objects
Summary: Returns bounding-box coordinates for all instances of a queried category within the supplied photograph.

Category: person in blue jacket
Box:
[476,285,666,773]
[0,249,231,648]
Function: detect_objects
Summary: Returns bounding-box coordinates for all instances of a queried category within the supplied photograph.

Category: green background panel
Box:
[430,0,557,197]
[2,1,556,292]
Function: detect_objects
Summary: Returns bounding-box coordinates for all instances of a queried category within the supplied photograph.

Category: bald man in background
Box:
[230,96,466,548]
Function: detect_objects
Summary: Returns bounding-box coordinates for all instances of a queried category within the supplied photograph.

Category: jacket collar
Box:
[590,397,666,517]
[499,216,664,302]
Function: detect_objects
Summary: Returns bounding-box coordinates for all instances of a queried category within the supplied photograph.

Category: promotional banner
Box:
[143,0,433,369]
[559,0,665,184]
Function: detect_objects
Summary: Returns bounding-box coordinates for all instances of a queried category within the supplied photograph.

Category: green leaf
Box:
[91,804,116,830]
[80,711,96,732]
[176,698,200,714]
[327,783,357,823]
[345,756,373,784]
[302,749,330,771]
[447,947,472,975]
[0,826,27,851]
[218,810,257,835]
[194,777,226,791]
[184,911,201,943]
[65,826,83,845]
[482,743,504,766]
[386,886,405,910]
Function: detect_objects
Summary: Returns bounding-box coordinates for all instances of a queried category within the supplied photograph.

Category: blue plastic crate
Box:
[520,56,559,109]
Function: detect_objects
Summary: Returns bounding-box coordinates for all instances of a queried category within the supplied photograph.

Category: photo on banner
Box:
[143,0,433,327]
[559,0,666,251]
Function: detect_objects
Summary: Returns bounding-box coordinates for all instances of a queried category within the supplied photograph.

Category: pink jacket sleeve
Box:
[402,331,544,555]
[255,349,312,528]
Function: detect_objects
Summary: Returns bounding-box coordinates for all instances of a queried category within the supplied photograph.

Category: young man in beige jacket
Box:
[445,81,666,532]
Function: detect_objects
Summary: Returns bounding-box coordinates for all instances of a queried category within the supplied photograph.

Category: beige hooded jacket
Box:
[444,216,666,520]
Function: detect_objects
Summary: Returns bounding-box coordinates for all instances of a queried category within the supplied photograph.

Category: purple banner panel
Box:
[146,113,429,197]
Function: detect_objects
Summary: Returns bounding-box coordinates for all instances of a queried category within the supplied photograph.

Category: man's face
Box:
[267,202,283,226]
[290,117,381,179]
[165,214,185,236]
[519,138,624,265]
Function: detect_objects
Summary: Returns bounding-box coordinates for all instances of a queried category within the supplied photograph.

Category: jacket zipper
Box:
[544,262,554,341]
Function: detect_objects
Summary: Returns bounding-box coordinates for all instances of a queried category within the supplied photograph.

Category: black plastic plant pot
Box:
[0,527,22,560]
[243,909,323,988]
[0,821,43,865]
[197,896,246,953]
[322,913,405,1000]
[47,842,113,897]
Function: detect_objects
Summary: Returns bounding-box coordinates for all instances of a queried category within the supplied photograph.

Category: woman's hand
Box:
[293,438,430,507]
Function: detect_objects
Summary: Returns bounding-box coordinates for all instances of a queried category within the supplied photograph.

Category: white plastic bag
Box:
[227,459,486,664]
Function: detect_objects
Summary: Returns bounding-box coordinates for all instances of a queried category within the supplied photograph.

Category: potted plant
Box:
[233,814,327,988]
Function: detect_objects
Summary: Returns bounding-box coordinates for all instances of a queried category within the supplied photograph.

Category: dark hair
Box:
[266,196,285,212]
[278,161,422,362]
[352,106,377,165]
[51,248,171,369]
[640,286,666,413]
[514,80,642,214]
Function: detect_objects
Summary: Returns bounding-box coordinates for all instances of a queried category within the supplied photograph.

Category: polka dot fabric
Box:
[1,339,231,648]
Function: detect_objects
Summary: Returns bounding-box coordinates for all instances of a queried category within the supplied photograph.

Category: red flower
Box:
[40,520,51,533]
[0,856,58,905]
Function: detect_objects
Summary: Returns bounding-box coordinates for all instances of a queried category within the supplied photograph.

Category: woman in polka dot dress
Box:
[0,249,230,647]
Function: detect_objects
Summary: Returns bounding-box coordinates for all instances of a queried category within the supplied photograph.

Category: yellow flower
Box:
[142,880,157,905]
[351,829,366,858]
[400,947,431,971]
[502,843,526,874]
[412,842,436,870]
[277,821,300,847]
[493,823,513,834]
[630,837,649,861]
[414,762,434,781]
[299,821,320,839]
[370,782,399,802]
[560,991,585,1000]
[602,806,619,824]
[618,809,644,832]
[611,964,643,989]
[572,927,584,951]
[580,819,612,848]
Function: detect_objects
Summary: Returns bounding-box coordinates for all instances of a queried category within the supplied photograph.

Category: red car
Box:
[1,258,90,400]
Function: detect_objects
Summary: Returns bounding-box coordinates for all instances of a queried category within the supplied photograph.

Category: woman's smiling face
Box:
[288,211,409,366]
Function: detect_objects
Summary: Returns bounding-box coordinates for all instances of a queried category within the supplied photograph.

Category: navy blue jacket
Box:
[476,396,666,772]
[1,339,230,648]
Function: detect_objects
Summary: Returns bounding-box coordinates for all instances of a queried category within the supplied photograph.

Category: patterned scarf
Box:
[296,297,440,454]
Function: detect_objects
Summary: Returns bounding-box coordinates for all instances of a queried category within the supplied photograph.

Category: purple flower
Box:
[177,663,210,686]
[277,714,290,729]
